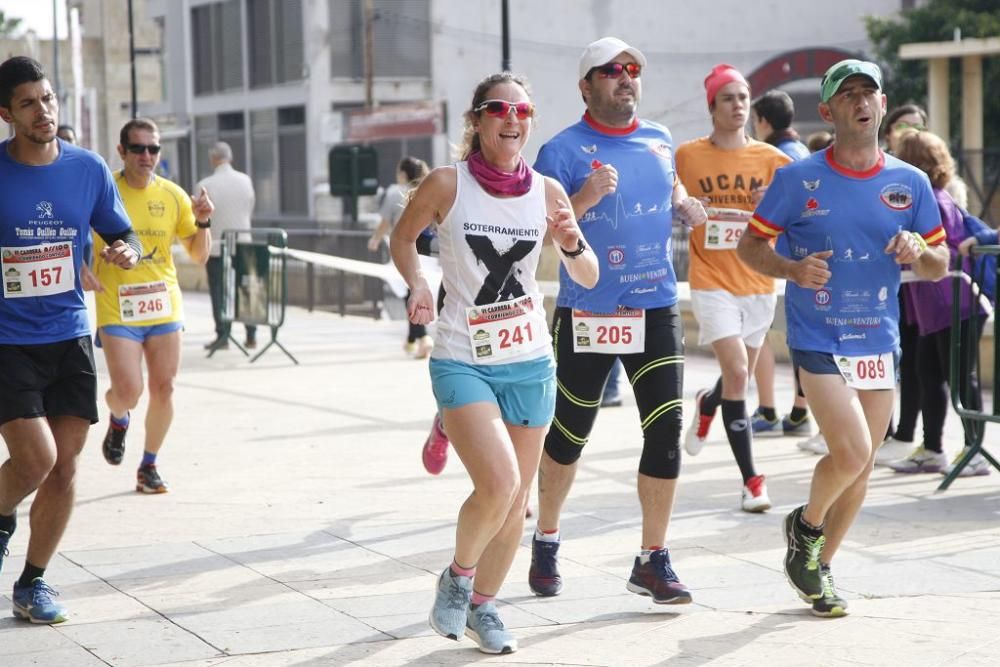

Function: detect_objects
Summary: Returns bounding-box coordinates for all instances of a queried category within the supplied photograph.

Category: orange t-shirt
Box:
[676,137,791,295]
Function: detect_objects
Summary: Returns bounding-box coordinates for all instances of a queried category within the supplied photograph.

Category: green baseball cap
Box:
[820,59,883,103]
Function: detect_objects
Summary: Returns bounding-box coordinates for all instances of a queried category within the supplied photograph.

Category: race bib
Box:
[703,207,751,250]
[835,353,895,390]
[1,242,75,298]
[466,293,547,364]
[571,308,645,354]
[119,281,172,322]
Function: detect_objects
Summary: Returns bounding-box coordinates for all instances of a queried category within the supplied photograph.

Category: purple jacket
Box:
[903,188,980,336]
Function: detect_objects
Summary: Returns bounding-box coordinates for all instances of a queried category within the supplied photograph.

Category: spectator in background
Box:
[368,156,433,358]
[56,124,76,143]
[748,90,812,441]
[888,129,990,477]
[198,142,256,352]
[807,131,834,153]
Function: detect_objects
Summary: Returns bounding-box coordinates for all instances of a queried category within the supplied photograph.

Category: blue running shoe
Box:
[0,527,12,575]
[466,601,517,654]
[13,578,68,624]
[428,568,472,640]
[782,413,812,436]
[751,409,781,436]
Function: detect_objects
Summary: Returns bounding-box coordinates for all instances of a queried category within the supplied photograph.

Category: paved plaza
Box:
[1,293,999,666]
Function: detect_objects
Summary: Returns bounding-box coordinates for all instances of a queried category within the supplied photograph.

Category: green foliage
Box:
[865,0,1000,148]
[0,10,23,38]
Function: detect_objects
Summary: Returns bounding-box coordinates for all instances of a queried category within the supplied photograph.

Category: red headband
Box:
[704,64,749,107]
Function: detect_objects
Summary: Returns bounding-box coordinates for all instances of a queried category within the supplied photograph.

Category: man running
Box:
[738,59,948,617]
[528,37,706,604]
[677,64,791,513]
[0,56,140,623]
[94,118,212,493]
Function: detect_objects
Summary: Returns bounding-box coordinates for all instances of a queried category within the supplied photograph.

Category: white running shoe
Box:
[942,448,992,477]
[797,432,828,455]
[874,436,915,467]
[741,474,771,513]
[684,389,714,456]
[887,446,948,474]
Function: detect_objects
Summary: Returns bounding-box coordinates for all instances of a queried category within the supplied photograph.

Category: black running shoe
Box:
[626,548,692,604]
[783,506,825,601]
[102,420,127,465]
[136,464,168,494]
[528,536,563,597]
[0,527,12,575]
[811,564,848,617]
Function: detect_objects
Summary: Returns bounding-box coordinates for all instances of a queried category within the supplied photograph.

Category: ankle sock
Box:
[798,512,824,537]
[141,451,157,467]
[450,561,476,578]
[110,412,129,429]
[638,545,663,564]
[789,406,808,423]
[700,378,723,416]
[534,527,559,543]
[757,406,777,421]
[17,562,45,589]
[471,591,494,607]
[0,511,15,534]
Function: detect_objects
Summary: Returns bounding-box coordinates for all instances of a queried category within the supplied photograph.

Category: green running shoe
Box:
[783,506,825,600]
[811,564,848,617]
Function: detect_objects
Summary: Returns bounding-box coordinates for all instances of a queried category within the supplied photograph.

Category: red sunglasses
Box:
[474,99,535,119]
[592,62,642,79]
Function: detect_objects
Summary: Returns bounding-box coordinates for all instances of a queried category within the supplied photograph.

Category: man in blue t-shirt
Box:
[0,57,140,624]
[527,37,706,606]
[738,59,948,618]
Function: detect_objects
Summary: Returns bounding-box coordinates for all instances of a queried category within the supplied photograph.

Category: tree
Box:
[0,10,23,38]
[865,0,1000,149]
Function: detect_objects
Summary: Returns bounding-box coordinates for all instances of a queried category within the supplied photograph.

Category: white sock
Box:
[534,527,559,542]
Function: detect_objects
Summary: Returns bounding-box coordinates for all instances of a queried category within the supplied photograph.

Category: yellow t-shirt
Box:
[676,137,791,295]
[93,172,197,326]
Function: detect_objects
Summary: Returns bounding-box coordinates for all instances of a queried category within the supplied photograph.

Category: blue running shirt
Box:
[749,149,945,355]
[0,140,133,344]
[534,114,678,313]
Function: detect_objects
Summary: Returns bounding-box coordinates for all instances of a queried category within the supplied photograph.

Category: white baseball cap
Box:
[578,37,647,80]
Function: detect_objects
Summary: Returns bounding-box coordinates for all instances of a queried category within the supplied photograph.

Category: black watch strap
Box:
[560,238,587,258]
[195,219,211,229]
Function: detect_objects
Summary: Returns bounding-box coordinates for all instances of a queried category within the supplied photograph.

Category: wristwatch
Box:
[195,219,211,229]
[560,238,587,258]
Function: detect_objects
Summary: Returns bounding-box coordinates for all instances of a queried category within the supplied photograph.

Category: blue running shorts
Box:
[429,356,556,427]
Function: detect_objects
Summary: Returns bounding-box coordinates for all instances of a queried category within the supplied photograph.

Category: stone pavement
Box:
[1,293,999,666]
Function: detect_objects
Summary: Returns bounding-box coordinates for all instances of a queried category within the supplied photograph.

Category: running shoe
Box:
[0,527,11,575]
[874,436,914,467]
[429,568,472,640]
[102,418,128,465]
[783,506,825,601]
[12,578,68,624]
[403,341,417,356]
[422,415,449,475]
[797,432,828,455]
[782,413,812,436]
[683,389,715,456]
[750,409,781,436]
[741,474,772,513]
[414,336,434,360]
[942,447,992,477]
[811,564,848,618]
[465,601,517,654]
[626,548,691,604]
[136,464,168,494]
[887,446,948,474]
[528,535,562,596]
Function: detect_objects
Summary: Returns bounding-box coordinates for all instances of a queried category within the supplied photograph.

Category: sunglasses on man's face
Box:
[127,143,161,155]
[591,62,642,79]
[893,121,926,132]
[474,100,535,119]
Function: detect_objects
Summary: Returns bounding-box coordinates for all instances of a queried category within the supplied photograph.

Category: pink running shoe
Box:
[422,414,450,475]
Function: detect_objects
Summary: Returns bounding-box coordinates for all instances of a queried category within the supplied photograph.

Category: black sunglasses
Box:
[127,143,161,155]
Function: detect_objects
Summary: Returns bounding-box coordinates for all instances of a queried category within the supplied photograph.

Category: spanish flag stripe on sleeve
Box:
[748,214,782,238]
[923,225,946,246]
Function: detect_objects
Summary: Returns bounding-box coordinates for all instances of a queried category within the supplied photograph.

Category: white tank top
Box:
[432,161,551,365]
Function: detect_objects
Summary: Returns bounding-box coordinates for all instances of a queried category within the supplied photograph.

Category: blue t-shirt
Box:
[749,148,945,355]
[776,138,810,161]
[534,115,678,313]
[0,139,133,344]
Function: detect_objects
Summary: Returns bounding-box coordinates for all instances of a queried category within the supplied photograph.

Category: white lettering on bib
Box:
[703,207,751,250]
[1,242,75,298]
[571,308,645,354]
[466,293,547,364]
[118,281,172,322]
[836,353,895,390]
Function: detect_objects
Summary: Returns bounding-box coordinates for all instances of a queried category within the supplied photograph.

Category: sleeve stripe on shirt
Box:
[749,214,782,238]
[923,225,946,246]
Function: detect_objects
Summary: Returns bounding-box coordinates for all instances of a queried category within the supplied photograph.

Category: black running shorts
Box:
[0,336,100,426]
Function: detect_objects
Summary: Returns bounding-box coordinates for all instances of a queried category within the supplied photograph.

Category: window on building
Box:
[191,0,245,95]
[250,107,307,216]
[247,0,304,89]
[330,0,430,78]
[251,109,280,215]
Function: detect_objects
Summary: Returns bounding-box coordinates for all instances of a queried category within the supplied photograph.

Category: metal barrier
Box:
[215,228,298,364]
[944,247,1000,489]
